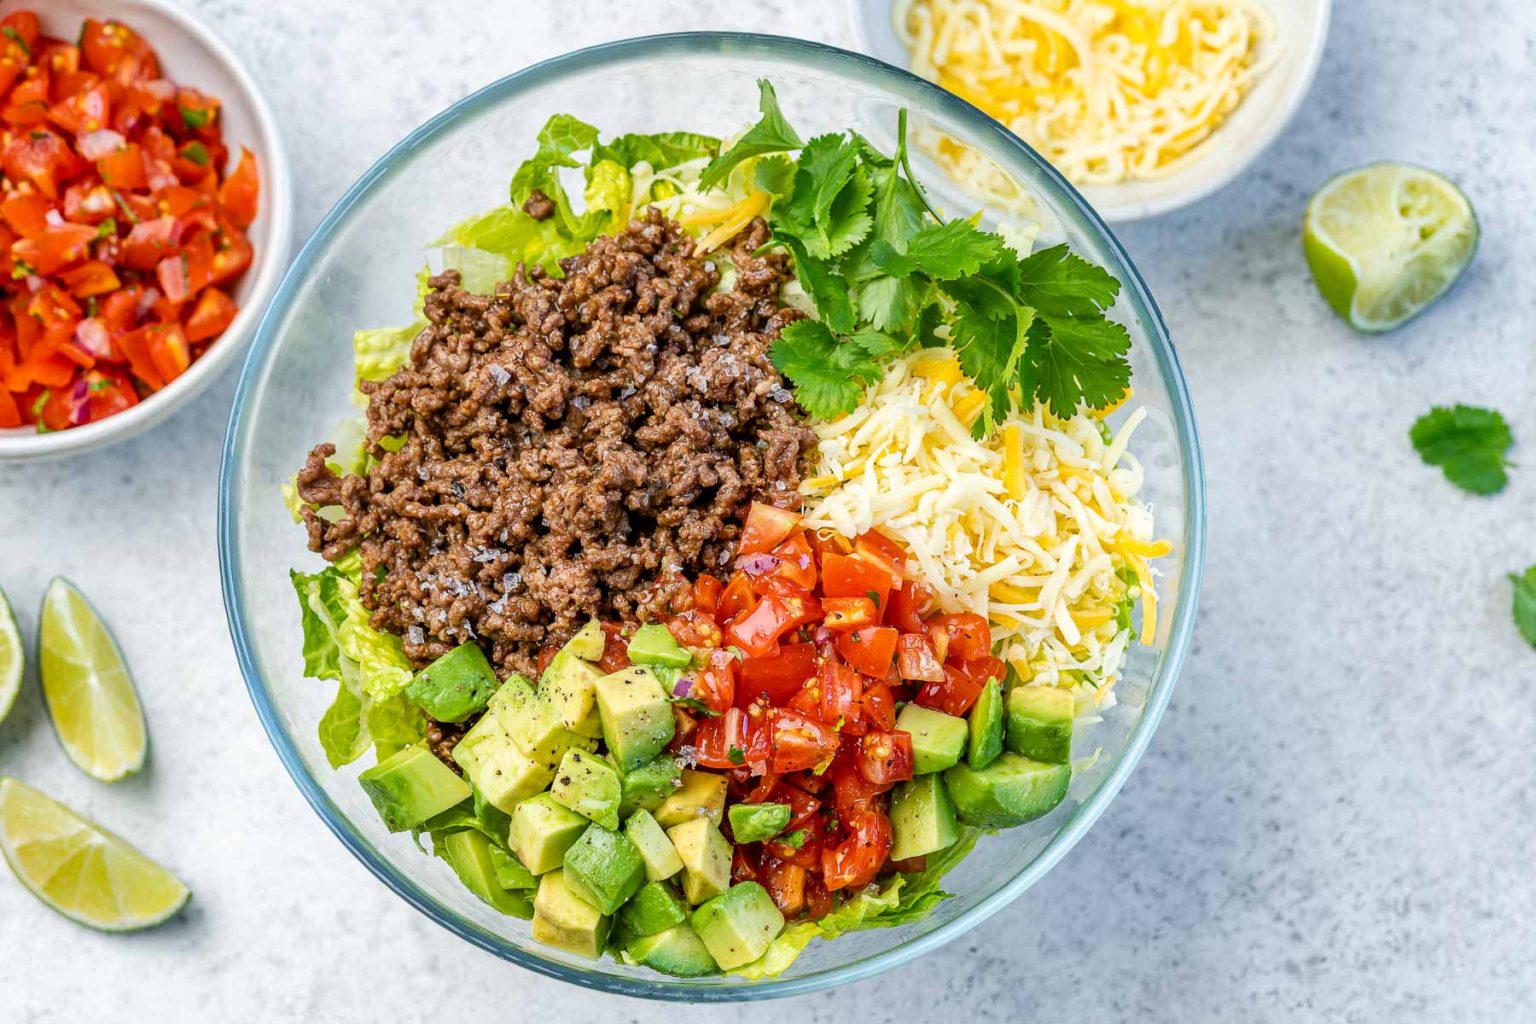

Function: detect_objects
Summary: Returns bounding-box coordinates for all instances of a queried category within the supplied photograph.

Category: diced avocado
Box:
[565,618,607,661]
[626,623,692,668]
[617,879,688,938]
[358,745,471,831]
[619,755,684,818]
[509,793,590,875]
[727,802,790,844]
[967,677,1005,770]
[625,923,717,977]
[532,869,610,959]
[653,769,728,827]
[594,665,676,770]
[550,748,622,830]
[488,844,538,891]
[943,753,1070,828]
[625,809,684,881]
[452,714,555,814]
[405,643,498,723]
[895,703,968,774]
[889,774,960,861]
[540,650,605,739]
[439,829,533,918]
[690,882,785,970]
[666,816,732,904]
[509,695,595,765]
[1006,685,1074,765]
[562,824,647,915]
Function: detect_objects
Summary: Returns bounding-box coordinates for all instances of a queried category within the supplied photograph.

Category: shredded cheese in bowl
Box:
[800,348,1166,705]
[894,0,1278,187]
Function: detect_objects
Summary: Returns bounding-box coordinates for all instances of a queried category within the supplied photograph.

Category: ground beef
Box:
[298,211,815,678]
[522,189,555,221]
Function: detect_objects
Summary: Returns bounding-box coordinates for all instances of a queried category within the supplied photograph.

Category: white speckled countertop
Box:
[4,1,1535,1019]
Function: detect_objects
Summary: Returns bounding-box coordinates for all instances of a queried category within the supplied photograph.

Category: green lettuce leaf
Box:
[593,131,719,172]
[354,323,423,383]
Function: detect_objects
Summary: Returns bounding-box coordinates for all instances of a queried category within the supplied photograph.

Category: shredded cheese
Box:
[894,0,1278,188]
[800,349,1165,696]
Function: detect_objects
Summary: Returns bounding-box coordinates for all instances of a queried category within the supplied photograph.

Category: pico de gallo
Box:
[0,10,259,432]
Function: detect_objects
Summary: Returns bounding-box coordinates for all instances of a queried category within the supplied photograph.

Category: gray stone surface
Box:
[3,0,1534,1020]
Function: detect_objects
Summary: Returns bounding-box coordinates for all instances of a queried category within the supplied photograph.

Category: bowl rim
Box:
[0,0,294,462]
[846,0,1333,222]
[219,31,1206,1002]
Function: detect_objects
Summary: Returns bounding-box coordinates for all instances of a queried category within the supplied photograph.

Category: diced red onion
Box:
[77,129,126,160]
[75,318,113,359]
[672,674,695,698]
[68,380,91,426]
[813,625,833,645]
[737,553,781,576]
[136,287,161,318]
[44,208,65,227]
[139,79,175,101]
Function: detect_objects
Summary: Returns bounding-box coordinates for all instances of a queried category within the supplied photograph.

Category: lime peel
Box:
[0,587,20,725]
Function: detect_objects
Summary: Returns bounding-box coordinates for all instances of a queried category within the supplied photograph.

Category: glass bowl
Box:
[218,33,1205,1001]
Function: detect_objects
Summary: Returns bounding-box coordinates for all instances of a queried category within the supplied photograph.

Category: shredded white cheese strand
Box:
[800,349,1165,699]
[894,0,1278,188]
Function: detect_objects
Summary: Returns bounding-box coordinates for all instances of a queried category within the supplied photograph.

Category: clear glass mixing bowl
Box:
[218,32,1205,1001]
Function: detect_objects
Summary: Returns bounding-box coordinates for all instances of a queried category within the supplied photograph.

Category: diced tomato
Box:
[82,369,138,422]
[218,145,258,228]
[0,12,39,51]
[785,681,820,717]
[736,643,817,706]
[145,323,189,383]
[13,222,96,275]
[759,854,807,916]
[831,759,891,822]
[822,811,892,891]
[597,622,631,674]
[665,608,721,651]
[856,730,914,785]
[61,182,115,224]
[723,594,794,659]
[120,215,178,271]
[860,678,896,731]
[888,581,933,634]
[818,660,863,732]
[804,874,834,920]
[81,19,156,78]
[694,706,770,770]
[959,654,1007,687]
[737,500,802,556]
[730,843,760,884]
[689,648,737,716]
[820,552,896,610]
[915,664,986,717]
[928,613,992,661]
[48,81,110,135]
[835,625,898,680]
[60,259,120,298]
[2,127,82,198]
[766,708,841,774]
[173,86,219,136]
[896,632,946,682]
[208,219,252,286]
[853,529,907,582]
[0,189,49,236]
[718,570,756,621]
[692,574,723,616]
[821,596,877,632]
[98,286,140,333]
[767,531,817,590]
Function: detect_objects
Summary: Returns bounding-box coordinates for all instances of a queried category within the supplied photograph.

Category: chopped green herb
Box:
[866,590,881,607]
[179,141,210,167]
[669,695,720,718]
[85,296,99,318]
[778,829,807,849]
[726,745,745,766]
[95,217,118,240]
[699,79,802,191]
[2,26,31,57]
[110,190,140,224]
[1409,404,1513,495]
[1510,566,1536,650]
[179,104,213,130]
[30,390,50,430]
[88,377,113,393]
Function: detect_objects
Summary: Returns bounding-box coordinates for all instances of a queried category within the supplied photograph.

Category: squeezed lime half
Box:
[1303,162,1478,332]
[38,578,147,782]
[0,777,189,931]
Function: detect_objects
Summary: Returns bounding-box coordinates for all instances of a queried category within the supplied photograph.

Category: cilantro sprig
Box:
[1510,566,1536,650]
[1409,404,1513,495]
[704,83,1133,433]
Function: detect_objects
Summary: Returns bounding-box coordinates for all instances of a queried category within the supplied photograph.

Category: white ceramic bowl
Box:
[0,0,291,463]
[850,0,1330,222]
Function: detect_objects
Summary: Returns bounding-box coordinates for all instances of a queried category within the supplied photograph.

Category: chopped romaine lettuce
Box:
[592,131,719,173]
[354,323,423,383]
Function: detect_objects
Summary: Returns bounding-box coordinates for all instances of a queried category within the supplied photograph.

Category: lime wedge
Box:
[0,777,189,930]
[38,578,147,782]
[1304,163,1478,332]
[0,587,21,725]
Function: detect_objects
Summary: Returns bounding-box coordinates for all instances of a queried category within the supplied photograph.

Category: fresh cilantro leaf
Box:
[866,589,881,607]
[952,305,1032,434]
[856,274,925,333]
[1409,404,1513,495]
[2,26,30,57]
[778,829,808,849]
[700,79,803,190]
[770,319,883,419]
[1510,566,1536,650]
[1017,313,1132,417]
[938,251,1022,320]
[755,154,796,198]
[178,104,212,130]
[591,131,719,172]
[780,234,855,334]
[669,695,721,717]
[871,220,1005,281]
[809,167,873,259]
[727,746,746,765]
[1015,244,1121,315]
[787,135,860,230]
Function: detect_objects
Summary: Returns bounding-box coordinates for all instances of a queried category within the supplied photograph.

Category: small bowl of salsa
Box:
[0,0,291,462]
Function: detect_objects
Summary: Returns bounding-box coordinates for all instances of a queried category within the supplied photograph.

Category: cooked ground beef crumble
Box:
[296,212,815,678]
